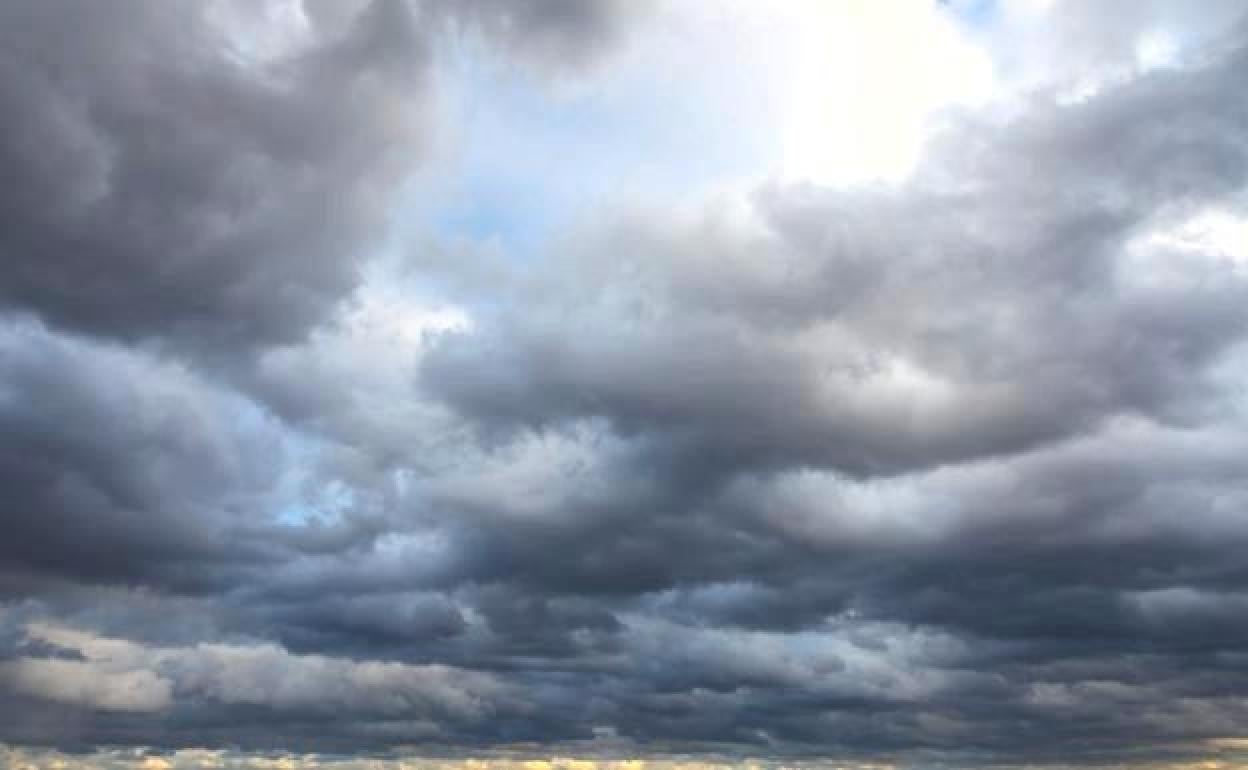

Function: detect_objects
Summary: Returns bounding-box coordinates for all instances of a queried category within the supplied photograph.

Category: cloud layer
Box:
[3,0,1248,767]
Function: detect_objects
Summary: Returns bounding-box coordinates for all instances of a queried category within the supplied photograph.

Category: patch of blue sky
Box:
[274,477,356,528]
[401,27,780,259]
[266,428,356,528]
[940,0,998,29]
[274,501,319,527]
[210,389,318,529]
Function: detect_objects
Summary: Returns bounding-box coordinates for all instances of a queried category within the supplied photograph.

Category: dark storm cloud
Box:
[3,1,1248,767]
[0,0,646,350]
[0,320,292,592]
[0,0,430,349]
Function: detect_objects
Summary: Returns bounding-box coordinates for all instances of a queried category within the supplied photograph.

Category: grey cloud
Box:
[428,0,650,72]
[0,0,646,351]
[393,28,1248,759]
[1,622,515,746]
[0,0,430,349]
[3,1,1248,766]
[269,591,469,653]
[0,320,293,591]
[1,657,174,714]
[423,41,1248,478]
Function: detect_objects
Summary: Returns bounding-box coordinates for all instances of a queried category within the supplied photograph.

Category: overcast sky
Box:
[3,1,1248,768]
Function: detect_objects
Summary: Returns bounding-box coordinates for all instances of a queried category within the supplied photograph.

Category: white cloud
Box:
[1,657,174,713]
[7,623,503,721]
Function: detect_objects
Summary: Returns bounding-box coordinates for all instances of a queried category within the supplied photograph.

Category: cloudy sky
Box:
[3,1,1248,768]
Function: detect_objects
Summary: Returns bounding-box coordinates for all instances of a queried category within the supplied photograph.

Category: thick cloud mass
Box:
[0,321,288,589]
[3,1,1248,768]
[0,0,432,347]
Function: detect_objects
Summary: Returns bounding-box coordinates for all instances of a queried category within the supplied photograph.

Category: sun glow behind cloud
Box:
[776,0,994,185]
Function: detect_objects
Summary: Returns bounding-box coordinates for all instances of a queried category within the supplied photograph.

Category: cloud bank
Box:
[3,0,1248,767]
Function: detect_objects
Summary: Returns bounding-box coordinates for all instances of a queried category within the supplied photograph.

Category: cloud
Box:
[0,320,292,590]
[0,0,431,348]
[0,0,649,350]
[421,36,1248,478]
[1,657,174,713]
[2,622,509,744]
[427,0,650,73]
[1,0,1248,767]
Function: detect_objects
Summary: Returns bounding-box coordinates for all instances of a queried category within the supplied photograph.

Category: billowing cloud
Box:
[1,622,513,750]
[0,0,429,348]
[2,0,1248,767]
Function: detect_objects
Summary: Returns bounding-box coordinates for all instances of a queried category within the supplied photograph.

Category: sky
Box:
[2,0,1248,768]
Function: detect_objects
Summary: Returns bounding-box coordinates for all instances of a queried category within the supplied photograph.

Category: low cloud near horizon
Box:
[3,1,1248,768]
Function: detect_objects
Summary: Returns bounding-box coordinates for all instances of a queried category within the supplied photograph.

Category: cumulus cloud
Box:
[2,0,1248,767]
[1,657,174,713]
[0,320,293,591]
[0,0,647,350]
[0,0,431,348]
[2,622,508,742]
